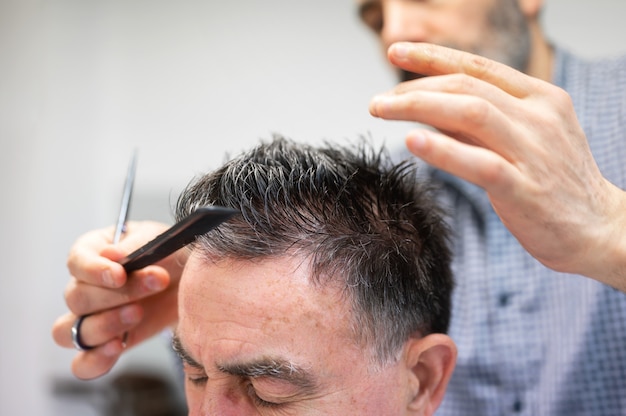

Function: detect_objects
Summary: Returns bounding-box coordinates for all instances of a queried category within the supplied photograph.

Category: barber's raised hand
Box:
[370,42,626,291]
[52,221,183,379]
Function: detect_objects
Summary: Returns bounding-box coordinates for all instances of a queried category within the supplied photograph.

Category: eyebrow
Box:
[172,333,204,370]
[172,333,318,392]
[219,359,317,391]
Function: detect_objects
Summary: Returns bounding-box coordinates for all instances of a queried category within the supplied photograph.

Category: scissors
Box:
[112,150,138,245]
[72,152,236,351]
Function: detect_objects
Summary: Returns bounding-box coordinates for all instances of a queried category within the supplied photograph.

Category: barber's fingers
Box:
[54,287,179,380]
[55,283,178,351]
[52,305,143,350]
[64,265,170,316]
[386,42,537,98]
[371,89,522,160]
[71,339,126,380]
[52,308,134,380]
[66,221,171,288]
[66,228,128,288]
[404,128,521,198]
[379,72,515,109]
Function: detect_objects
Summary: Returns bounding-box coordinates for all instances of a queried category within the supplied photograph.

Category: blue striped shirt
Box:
[433,48,626,415]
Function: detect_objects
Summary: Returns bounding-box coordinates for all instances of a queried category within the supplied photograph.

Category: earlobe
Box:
[404,334,457,415]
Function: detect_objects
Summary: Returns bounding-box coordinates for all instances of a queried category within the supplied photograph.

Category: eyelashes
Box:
[185,374,282,408]
[187,374,208,387]
[246,382,282,408]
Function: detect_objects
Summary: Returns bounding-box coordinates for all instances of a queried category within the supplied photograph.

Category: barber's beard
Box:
[400,0,531,82]
[479,0,531,72]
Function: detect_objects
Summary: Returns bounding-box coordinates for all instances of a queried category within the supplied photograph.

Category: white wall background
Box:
[1,0,625,414]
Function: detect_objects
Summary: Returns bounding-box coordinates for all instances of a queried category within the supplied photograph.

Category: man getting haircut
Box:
[172,136,456,415]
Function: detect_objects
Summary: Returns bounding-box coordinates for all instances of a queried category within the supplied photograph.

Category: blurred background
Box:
[2,0,625,414]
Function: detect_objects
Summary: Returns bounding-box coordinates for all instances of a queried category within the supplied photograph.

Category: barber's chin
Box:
[400,70,426,82]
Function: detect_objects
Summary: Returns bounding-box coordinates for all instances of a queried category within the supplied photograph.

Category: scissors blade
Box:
[113,150,138,244]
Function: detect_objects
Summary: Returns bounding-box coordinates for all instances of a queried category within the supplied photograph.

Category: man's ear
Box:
[404,333,457,415]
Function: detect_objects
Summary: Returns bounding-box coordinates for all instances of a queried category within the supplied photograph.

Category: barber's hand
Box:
[370,42,626,291]
[51,221,184,379]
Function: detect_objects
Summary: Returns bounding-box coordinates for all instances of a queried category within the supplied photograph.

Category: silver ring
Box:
[71,315,95,351]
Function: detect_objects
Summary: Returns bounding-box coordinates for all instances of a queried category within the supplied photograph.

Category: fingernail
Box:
[102,340,122,357]
[145,274,165,292]
[369,96,380,116]
[120,305,141,325]
[102,270,116,288]
[407,131,428,152]
[372,94,384,103]
[391,42,409,59]
[370,95,391,115]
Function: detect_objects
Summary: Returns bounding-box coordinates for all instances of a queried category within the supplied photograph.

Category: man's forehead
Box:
[182,251,315,298]
[179,253,360,362]
[180,252,352,335]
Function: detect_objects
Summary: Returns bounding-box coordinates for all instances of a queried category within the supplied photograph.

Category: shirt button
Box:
[498,293,512,307]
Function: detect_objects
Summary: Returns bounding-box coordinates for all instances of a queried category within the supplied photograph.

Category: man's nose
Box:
[380,1,429,50]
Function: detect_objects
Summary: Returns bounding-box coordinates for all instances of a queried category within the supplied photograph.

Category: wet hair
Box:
[176,135,453,364]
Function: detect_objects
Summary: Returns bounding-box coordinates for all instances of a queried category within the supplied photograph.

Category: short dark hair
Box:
[176,136,453,364]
